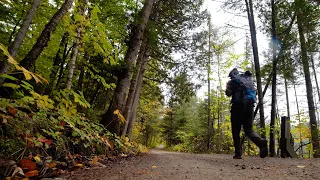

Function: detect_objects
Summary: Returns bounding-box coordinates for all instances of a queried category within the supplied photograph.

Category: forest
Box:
[0,0,320,179]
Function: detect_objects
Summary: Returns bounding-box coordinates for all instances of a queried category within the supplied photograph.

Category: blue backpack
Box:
[232,72,256,104]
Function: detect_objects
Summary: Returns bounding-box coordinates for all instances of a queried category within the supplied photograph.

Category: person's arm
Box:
[225,80,233,97]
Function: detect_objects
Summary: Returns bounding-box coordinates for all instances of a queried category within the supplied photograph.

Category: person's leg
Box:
[231,106,242,158]
[243,103,268,158]
[243,104,261,145]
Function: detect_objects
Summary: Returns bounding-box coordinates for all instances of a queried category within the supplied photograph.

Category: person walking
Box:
[225,68,268,159]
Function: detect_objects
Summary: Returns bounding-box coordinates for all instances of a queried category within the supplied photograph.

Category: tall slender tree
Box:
[20,0,75,70]
[101,0,155,135]
[244,0,266,138]
[269,0,277,157]
[296,0,320,157]
[0,0,41,74]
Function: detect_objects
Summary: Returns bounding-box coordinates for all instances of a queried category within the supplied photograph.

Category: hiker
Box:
[225,68,268,159]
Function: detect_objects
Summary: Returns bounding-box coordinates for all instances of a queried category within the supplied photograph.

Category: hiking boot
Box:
[259,139,268,158]
[233,154,242,159]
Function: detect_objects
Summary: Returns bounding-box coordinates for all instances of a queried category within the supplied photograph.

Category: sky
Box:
[199,0,320,125]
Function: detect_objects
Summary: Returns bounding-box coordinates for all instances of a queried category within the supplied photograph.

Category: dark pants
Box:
[231,103,263,156]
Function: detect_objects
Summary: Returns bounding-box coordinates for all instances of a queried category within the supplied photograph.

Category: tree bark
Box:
[101,0,155,135]
[66,37,79,90]
[78,64,85,91]
[284,78,290,118]
[45,32,69,95]
[127,47,150,140]
[55,42,71,90]
[11,0,41,58]
[122,33,148,136]
[207,17,213,151]
[310,53,320,103]
[293,80,303,157]
[269,0,277,157]
[0,0,41,73]
[90,81,102,106]
[245,0,265,138]
[19,0,74,70]
[66,0,88,90]
[296,4,320,157]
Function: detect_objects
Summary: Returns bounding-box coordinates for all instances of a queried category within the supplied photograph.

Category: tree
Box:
[101,0,155,135]
[19,0,74,70]
[295,0,320,157]
[0,0,41,74]
[245,0,266,138]
[66,0,89,90]
[270,0,277,157]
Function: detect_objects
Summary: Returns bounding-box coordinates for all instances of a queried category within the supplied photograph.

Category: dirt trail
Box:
[66,149,320,180]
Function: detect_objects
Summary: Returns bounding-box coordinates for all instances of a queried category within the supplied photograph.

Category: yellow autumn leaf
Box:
[34,155,41,163]
[21,67,32,80]
[113,109,125,123]
[76,163,83,167]
[92,156,99,165]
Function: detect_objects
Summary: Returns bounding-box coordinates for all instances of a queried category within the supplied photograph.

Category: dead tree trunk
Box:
[20,0,74,70]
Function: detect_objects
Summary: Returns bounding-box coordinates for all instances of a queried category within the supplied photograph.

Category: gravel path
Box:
[66,149,320,180]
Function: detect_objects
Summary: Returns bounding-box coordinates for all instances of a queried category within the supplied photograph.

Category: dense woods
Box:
[0,0,320,178]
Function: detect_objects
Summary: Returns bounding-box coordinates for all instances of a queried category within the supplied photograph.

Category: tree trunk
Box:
[297,6,320,157]
[127,49,149,140]
[66,38,79,90]
[245,0,265,138]
[45,32,69,95]
[0,0,41,74]
[284,78,290,118]
[122,34,148,136]
[78,64,85,91]
[101,0,155,135]
[66,0,88,90]
[269,0,277,157]
[20,0,74,70]
[8,11,24,46]
[293,80,303,157]
[207,17,213,151]
[55,45,71,90]
[310,53,320,104]
[90,81,102,106]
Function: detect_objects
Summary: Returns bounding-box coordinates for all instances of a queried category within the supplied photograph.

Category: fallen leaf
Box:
[75,163,83,167]
[12,167,24,177]
[0,159,16,166]
[24,170,39,177]
[59,121,66,126]
[20,159,36,171]
[49,162,56,168]
[92,156,99,165]
[6,106,17,116]
[34,155,41,163]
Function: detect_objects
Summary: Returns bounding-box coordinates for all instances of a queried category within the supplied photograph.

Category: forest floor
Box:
[65,149,320,180]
